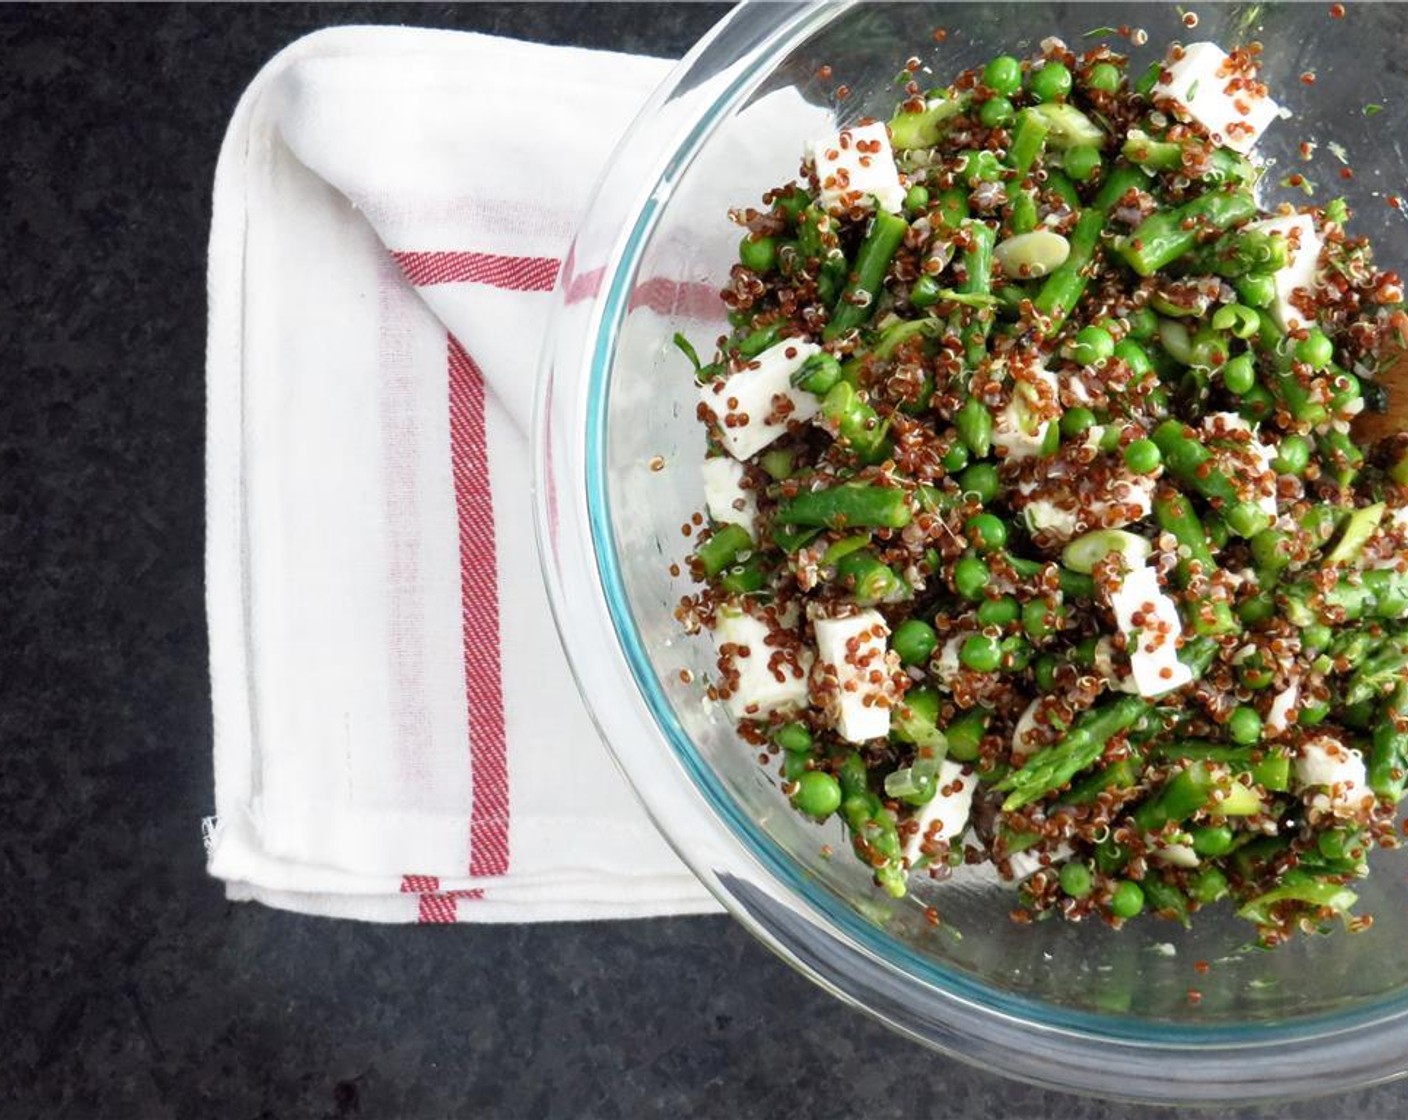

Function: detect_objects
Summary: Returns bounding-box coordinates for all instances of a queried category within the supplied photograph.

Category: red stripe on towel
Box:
[447,335,510,879]
[394,250,559,291]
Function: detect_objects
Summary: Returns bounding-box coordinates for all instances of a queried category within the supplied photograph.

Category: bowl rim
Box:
[535,0,1408,1101]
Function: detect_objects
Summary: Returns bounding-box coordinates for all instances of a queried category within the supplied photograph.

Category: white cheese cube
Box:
[713,606,811,721]
[934,635,967,686]
[1243,214,1324,332]
[1008,842,1074,883]
[814,609,892,742]
[701,457,758,537]
[1109,564,1192,698]
[1266,678,1299,735]
[992,365,1057,462]
[1152,843,1200,869]
[806,121,905,214]
[699,339,822,461]
[1151,41,1280,154]
[1294,735,1373,816]
[902,760,976,864]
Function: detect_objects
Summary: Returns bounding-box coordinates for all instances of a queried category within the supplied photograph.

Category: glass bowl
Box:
[534,1,1408,1103]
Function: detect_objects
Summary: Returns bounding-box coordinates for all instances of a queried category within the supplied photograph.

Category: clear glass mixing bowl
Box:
[534,1,1408,1102]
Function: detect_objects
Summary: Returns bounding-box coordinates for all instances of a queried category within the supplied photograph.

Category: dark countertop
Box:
[3,4,1408,1117]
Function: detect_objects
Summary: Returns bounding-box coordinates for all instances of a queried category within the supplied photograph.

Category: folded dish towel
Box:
[204,26,722,922]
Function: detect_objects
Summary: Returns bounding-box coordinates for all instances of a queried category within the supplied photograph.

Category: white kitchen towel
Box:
[204,25,725,922]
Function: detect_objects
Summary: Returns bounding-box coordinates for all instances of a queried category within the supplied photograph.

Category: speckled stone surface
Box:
[4,4,1408,1117]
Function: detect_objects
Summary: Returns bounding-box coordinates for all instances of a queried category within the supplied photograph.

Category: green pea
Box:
[904,184,930,214]
[1191,329,1229,369]
[1022,598,1063,641]
[782,752,810,782]
[1086,61,1121,94]
[1237,651,1275,691]
[1063,145,1102,183]
[942,442,970,472]
[1061,407,1097,438]
[1060,860,1094,898]
[1295,328,1334,370]
[953,552,991,601]
[1190,866,1229,905]
[1235,272,1276,309]
[1109,880,1145,919]
[966,512,1008,553]
[773,721,813,753]
[1221,353,1256,395]
[945,709,987,761]
[1127,306,1159,340]
[960,633,1003,672]
[959,463,1001,504]
[1029,60,1072,103]
[1113,339,1152,378]
[1227,705,1263,745]
[1302,622,1332,652]
[1272,433,1311,475]
[1331,370,1362,410]
[1238,383,1275,424]
[892,618,939,667]
[977,595,1021,627]
[793,770,842,819]
[1122,438,1161,475]
[1191,824,1235,858]
[1033,653,1059,693]
[1071,325,1115,365]
[982,54,1023,96]
[739,235,777,273]
[979,96,1015,128]
[911,274,942,308]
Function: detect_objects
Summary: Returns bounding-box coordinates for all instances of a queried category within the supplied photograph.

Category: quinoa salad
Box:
[675,30,1408,944]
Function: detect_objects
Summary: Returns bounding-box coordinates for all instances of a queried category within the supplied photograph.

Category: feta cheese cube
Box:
[992,364,1058,462]
[1152,843,1200,869]
[1294,735,1374,817]
[713,606,811,721]
[1109,564,1193,697]
[1151,41,1280,154]
[814,609,893,742]
[1243,214,1324,331]
[1266,678,1299,735]
[934,635,967,686]
[1008,842,1074,883]
[701,457,758,537]
[699,339,822,460]
[806,121,906,214]
[901,760,975,864]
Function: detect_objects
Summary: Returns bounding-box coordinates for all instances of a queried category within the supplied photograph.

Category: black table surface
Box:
[5,4,1408,1117]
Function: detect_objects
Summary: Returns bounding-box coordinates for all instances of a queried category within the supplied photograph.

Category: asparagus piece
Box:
[997,638,1218,810]
[1118,187,1258,276]
[1368,683,1408,801]
[824,211,909,340]
[1151,420,1271,538]
[776,481,913,530]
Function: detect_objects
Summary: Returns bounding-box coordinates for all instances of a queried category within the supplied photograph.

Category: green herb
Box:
[1083,26,1117,38]
[672,332,702,371]
[1279,174,1317,196]
[1364,103,1385,116]
[1186,80,1200,101]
